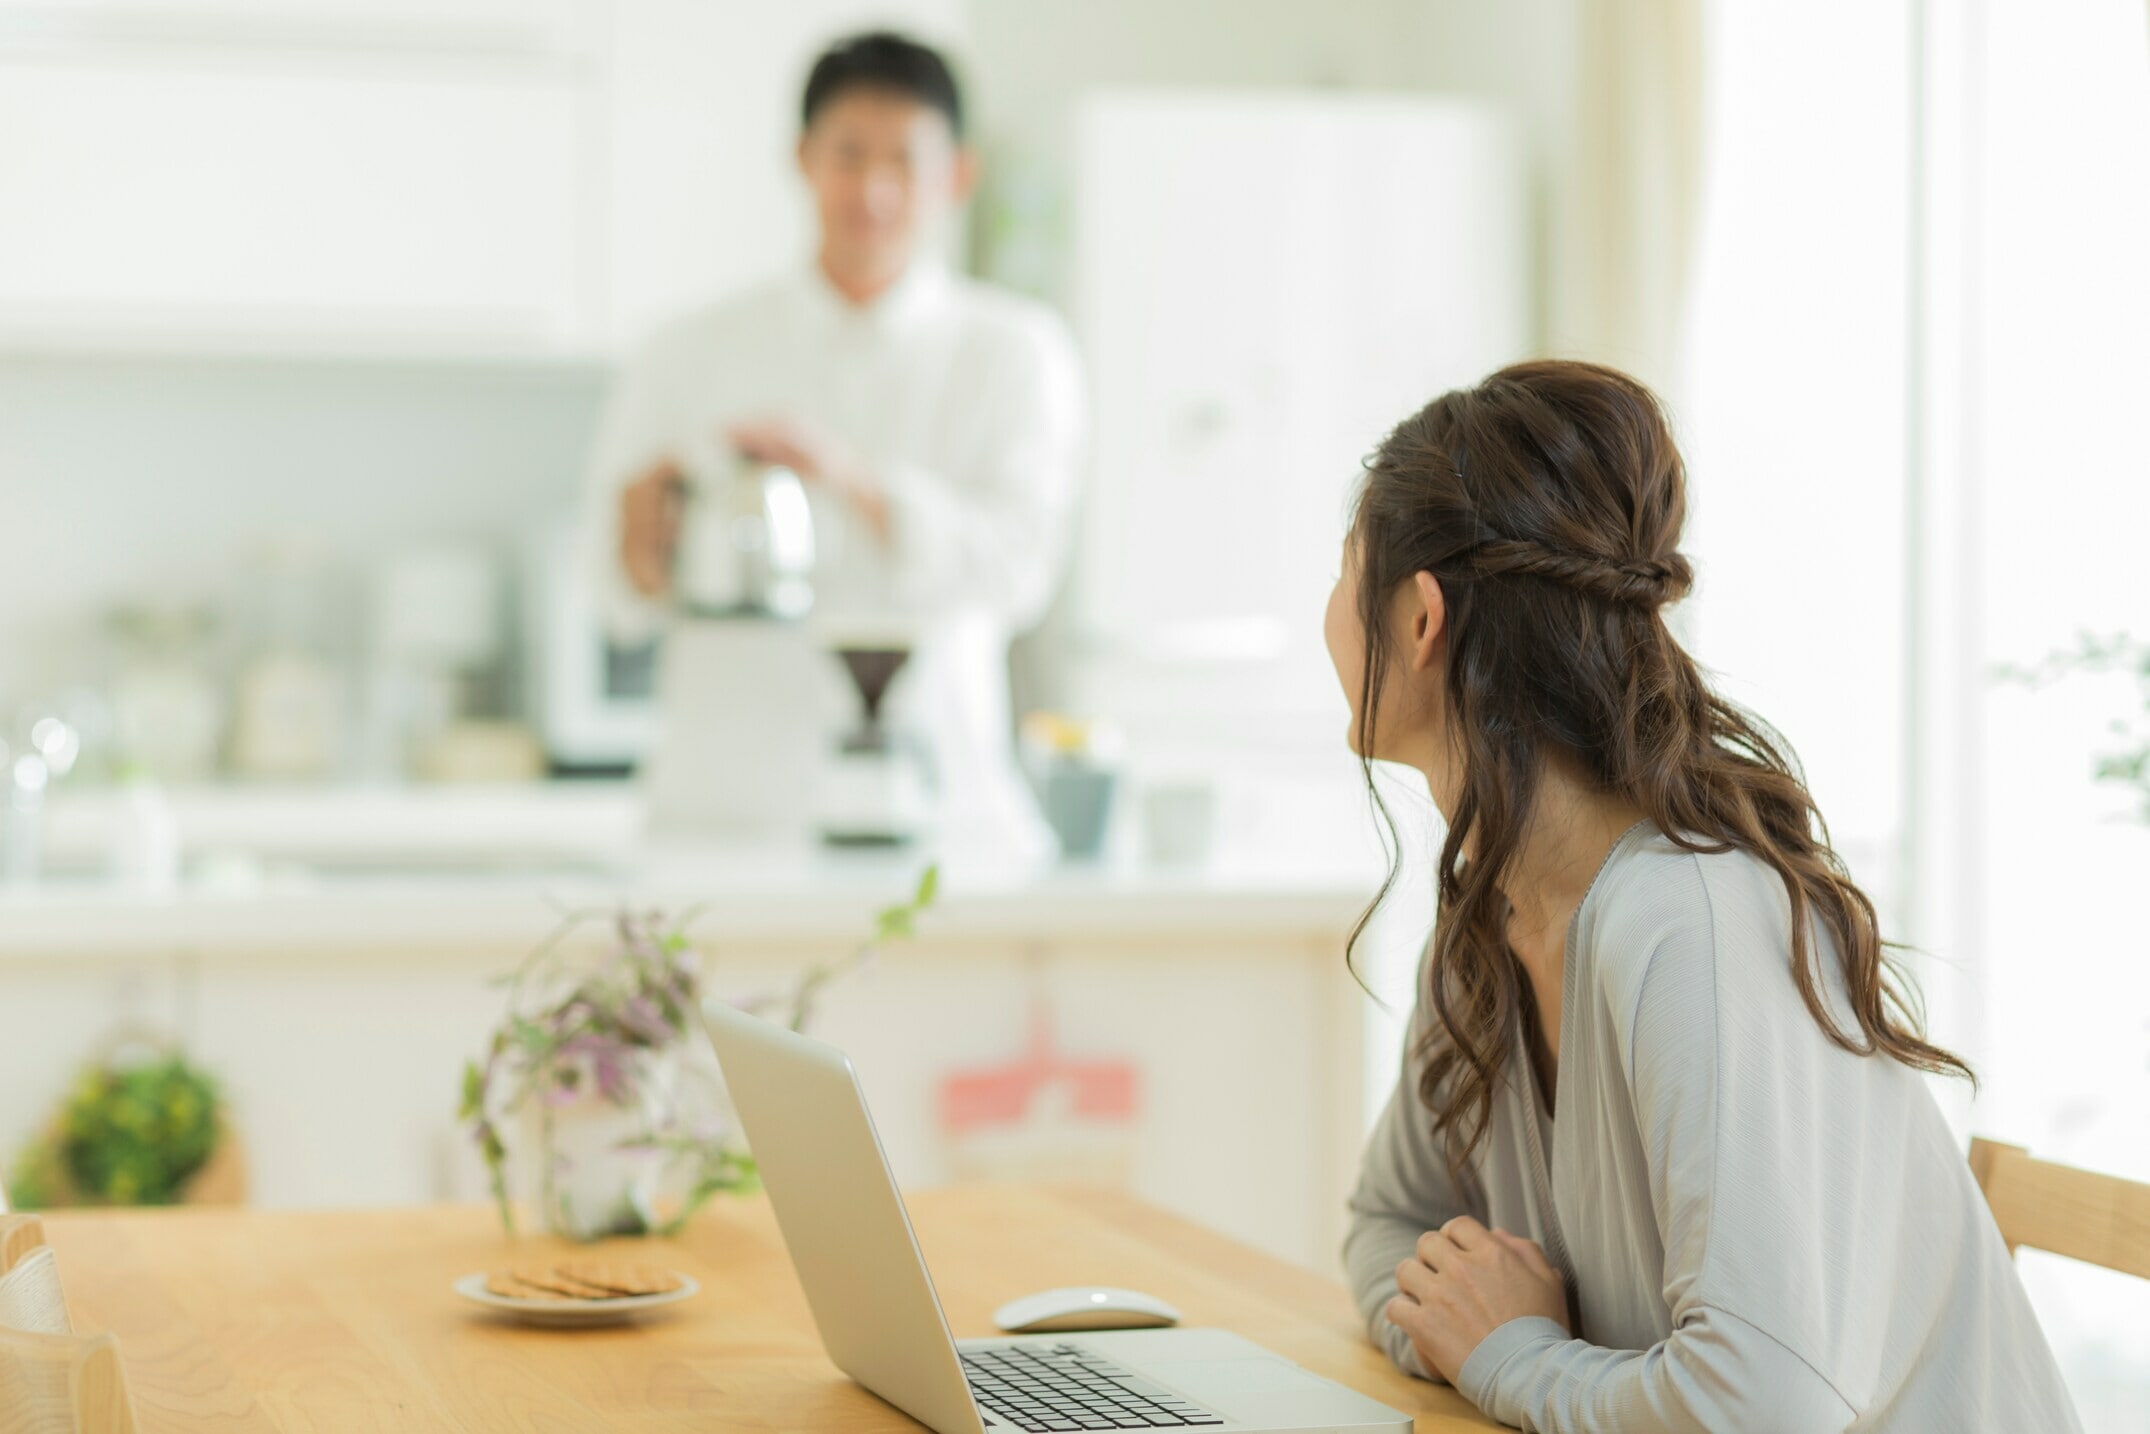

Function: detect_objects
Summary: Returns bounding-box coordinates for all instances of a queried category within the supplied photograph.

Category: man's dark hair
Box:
[801,31,964,139]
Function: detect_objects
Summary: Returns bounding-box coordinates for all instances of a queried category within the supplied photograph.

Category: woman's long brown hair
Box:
[1345,359,1971,1177]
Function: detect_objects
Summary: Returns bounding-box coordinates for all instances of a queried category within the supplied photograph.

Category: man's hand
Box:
[727,417,890,542]
[619,457,685,597]
[1386,1217,1569,1386]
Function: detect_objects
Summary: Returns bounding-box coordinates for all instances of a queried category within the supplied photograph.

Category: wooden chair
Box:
[0,1329,138,1434]
[0,1215,44,1278]
[0,1216,142,1434]
[1970,1138,2150,1280]
[2,1216,67,1337]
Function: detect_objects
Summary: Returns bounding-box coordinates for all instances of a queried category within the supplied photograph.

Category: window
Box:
[1687,1,2150,1418]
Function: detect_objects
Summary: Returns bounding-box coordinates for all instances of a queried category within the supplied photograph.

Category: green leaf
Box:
[914,862,939,909]
[458,1061,484,1121]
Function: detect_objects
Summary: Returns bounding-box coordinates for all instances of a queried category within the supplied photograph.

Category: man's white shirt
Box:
[583,261,1087,848]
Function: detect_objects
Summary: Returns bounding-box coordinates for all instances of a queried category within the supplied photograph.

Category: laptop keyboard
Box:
[962,1342,1226,1430]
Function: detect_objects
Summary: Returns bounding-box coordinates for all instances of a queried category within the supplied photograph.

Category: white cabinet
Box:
[0,838,1382,1271]
[0,0,606,353]
[0,51,597,351]
[1068,92,1527,743]
[0,0,965,356]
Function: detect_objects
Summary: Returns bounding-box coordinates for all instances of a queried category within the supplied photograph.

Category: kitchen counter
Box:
[2,778,1429,1273]
[6,780,1397,958]
[0,849,1386,958]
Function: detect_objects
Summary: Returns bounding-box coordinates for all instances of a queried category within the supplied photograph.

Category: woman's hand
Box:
[1386,1216,1570,1385]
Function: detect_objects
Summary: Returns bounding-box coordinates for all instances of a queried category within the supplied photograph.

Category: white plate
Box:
[453,1271,700,1327]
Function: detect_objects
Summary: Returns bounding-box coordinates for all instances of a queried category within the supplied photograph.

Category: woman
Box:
[1331,362,2079,1431]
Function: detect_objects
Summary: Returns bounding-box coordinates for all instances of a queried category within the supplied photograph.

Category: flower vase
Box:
[513,1046,682,1240]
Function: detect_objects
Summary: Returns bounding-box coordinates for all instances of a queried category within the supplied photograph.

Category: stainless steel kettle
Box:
[673,449,816,620]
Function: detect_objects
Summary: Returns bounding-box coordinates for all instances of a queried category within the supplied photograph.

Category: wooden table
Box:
[41,1186,1501,1432]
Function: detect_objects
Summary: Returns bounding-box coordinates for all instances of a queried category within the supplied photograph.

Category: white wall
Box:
[0,353,607,712]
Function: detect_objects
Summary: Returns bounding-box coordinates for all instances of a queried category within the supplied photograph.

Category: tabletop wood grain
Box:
[40,1185,1502,1432]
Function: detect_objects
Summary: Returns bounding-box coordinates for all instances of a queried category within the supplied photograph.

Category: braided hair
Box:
[1344,360,1970,1179]
[1465,540,1693,610]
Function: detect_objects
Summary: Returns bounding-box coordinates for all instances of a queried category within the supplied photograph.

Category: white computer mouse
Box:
[992,1286,1184,1334]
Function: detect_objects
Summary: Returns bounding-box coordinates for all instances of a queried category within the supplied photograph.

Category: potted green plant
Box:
[7,1042,242,1208]
[459,865,936,1239]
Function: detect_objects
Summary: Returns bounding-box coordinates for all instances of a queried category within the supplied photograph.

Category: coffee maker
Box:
[641,449,826,841]
[815,626,930,847]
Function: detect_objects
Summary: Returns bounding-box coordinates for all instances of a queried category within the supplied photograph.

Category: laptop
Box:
[701,1002,1413,1434]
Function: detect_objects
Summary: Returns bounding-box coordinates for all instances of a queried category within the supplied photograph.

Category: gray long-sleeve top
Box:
[1344,821,2082,1432]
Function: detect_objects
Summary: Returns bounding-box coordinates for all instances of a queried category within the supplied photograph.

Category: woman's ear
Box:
[1408,571,1447,673]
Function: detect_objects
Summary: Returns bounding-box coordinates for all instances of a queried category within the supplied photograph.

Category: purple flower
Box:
[591,1048,631,1103]
[543,1067,584,1107]
[554,1033,638,1105]
[618,995,672,1045]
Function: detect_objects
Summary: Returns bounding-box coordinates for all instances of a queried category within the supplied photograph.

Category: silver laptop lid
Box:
[701,1001,985,1434]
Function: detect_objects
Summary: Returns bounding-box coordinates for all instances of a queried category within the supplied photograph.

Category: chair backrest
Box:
[0,1217,141,1433]
[0,1327,140,1434]
[1970,1138,2150,1280]
[1,1215,48,1279]
[1,1215,72,1337]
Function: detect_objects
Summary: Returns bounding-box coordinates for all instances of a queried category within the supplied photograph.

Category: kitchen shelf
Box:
[0,329,615,373]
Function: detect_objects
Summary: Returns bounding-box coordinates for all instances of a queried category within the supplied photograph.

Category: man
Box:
[584,31,1085,850]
